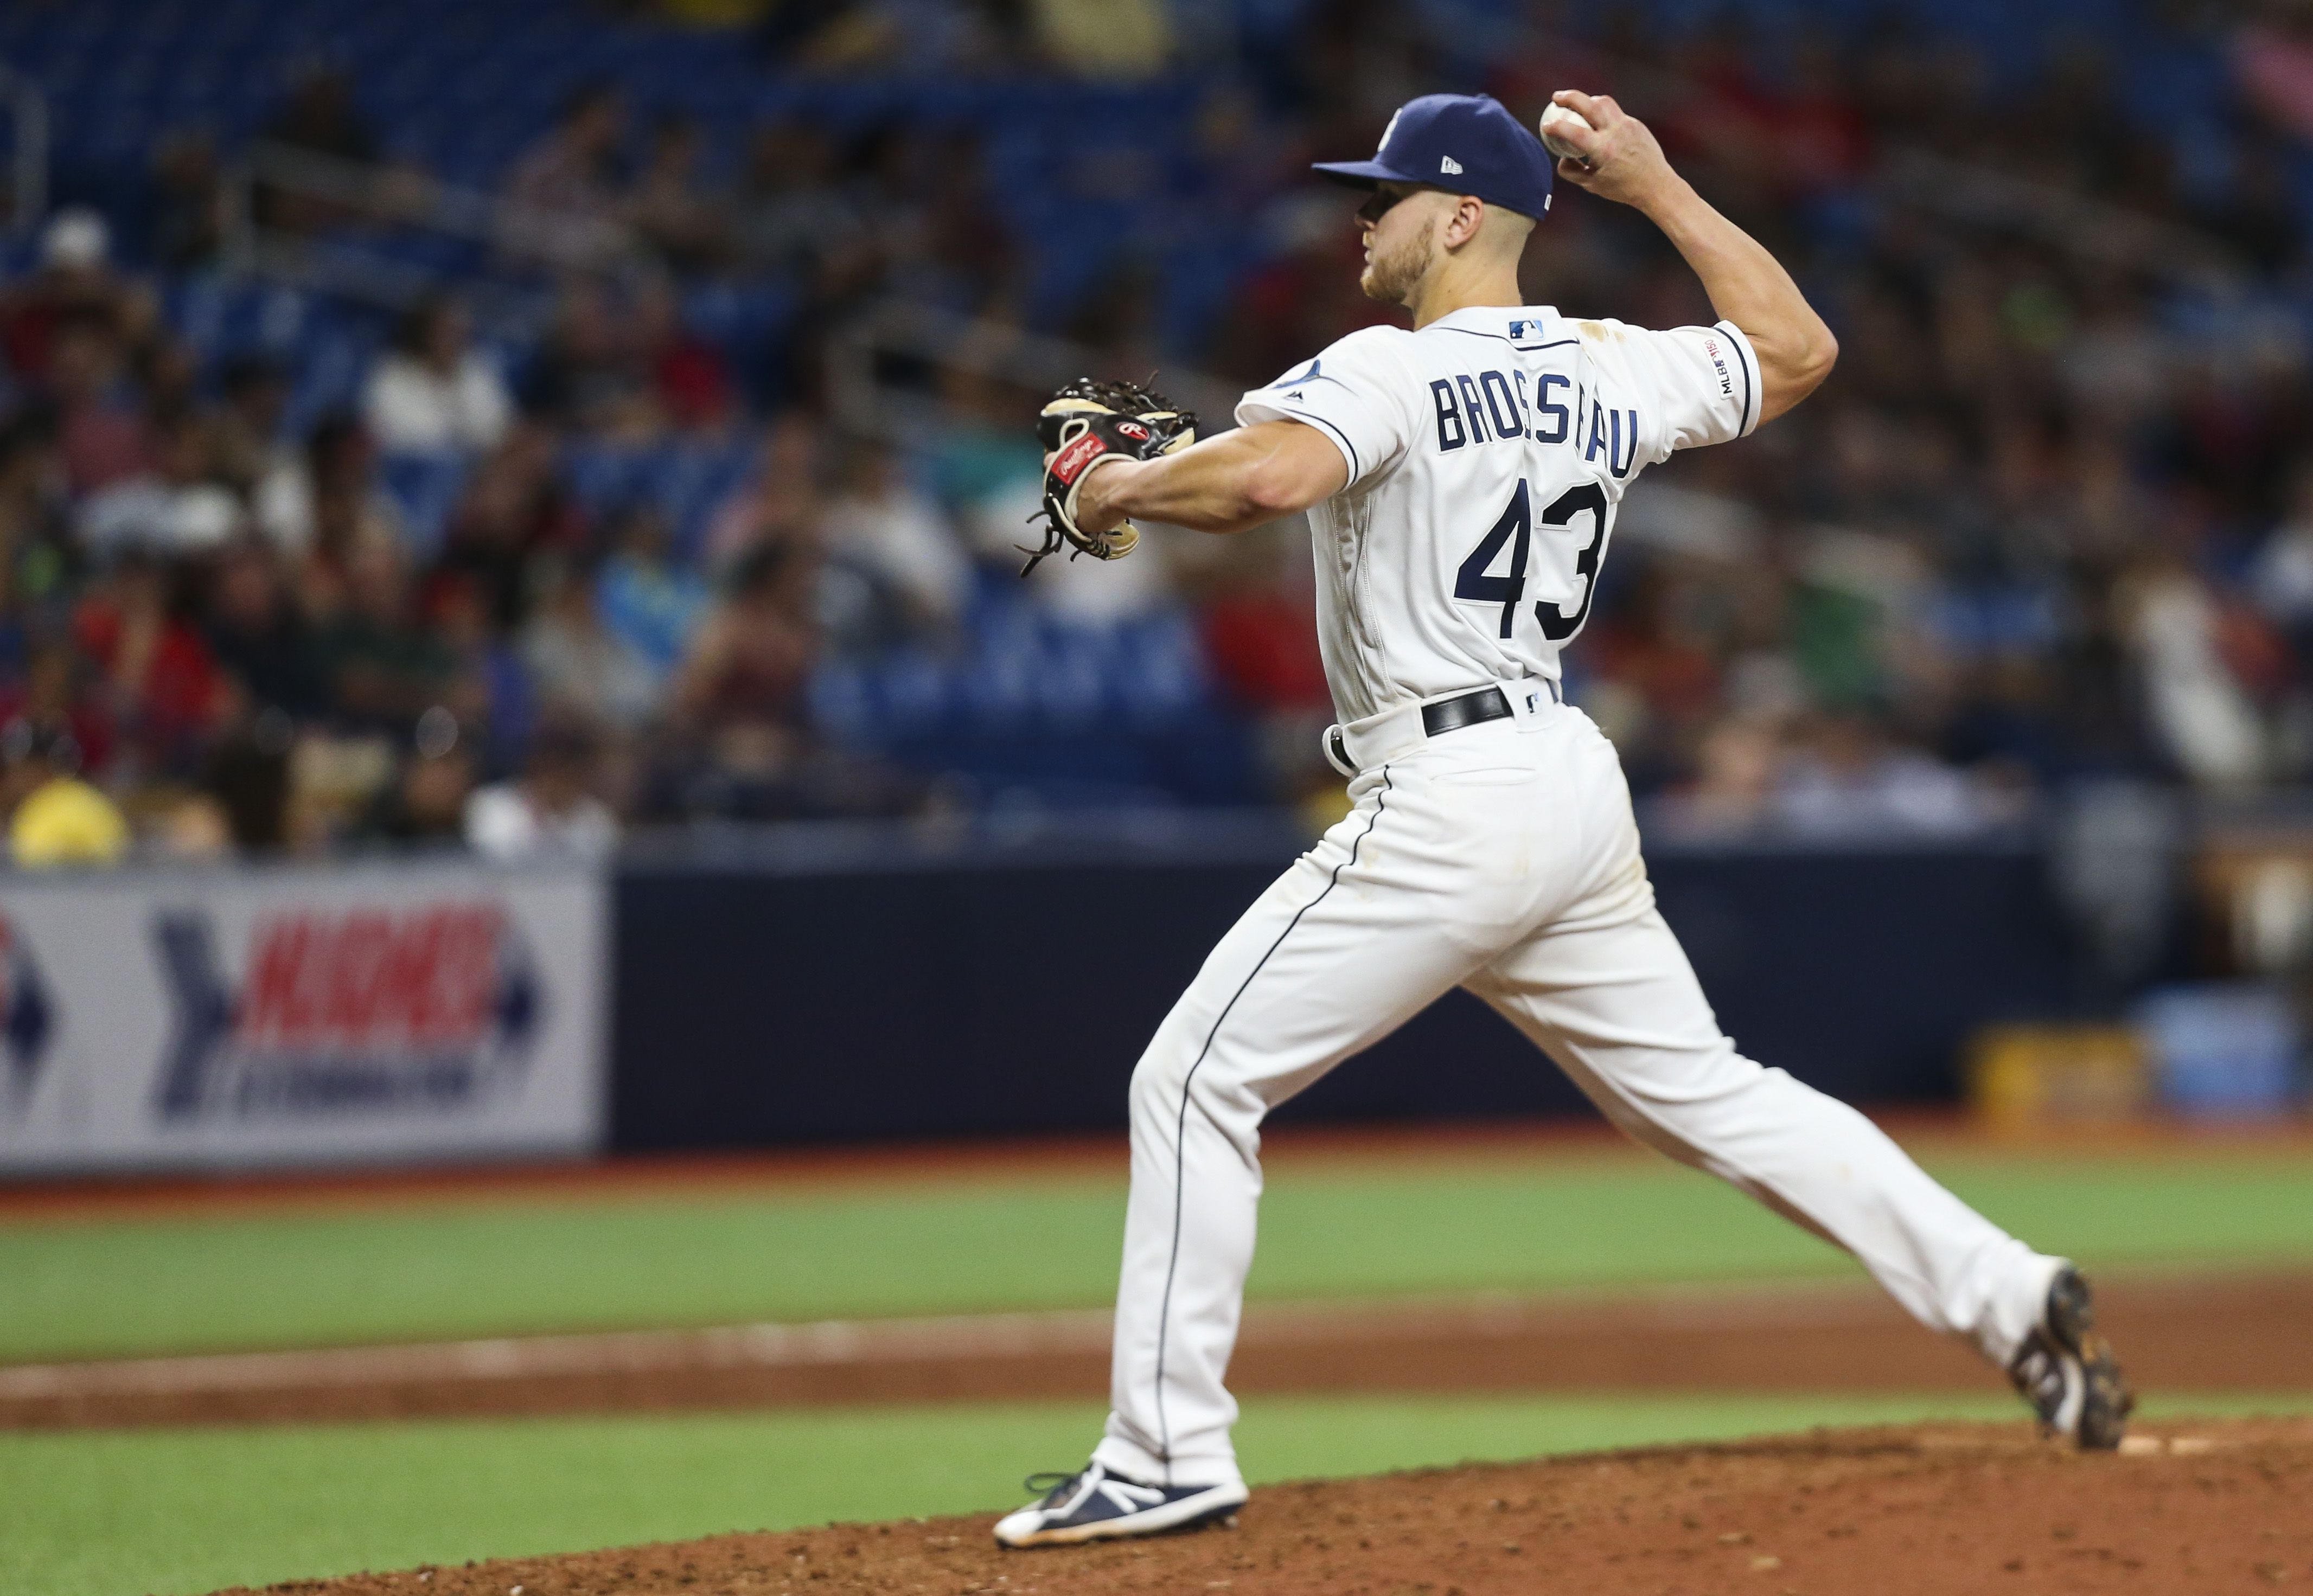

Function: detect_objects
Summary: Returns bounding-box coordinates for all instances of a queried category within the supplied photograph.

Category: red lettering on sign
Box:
[321,911,394,1036]
[240,917,316,1044]
[236,905,506,1049]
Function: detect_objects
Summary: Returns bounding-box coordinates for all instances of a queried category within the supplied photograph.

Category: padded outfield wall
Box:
[610,816,2078,1151]
[0,818,2078,1171]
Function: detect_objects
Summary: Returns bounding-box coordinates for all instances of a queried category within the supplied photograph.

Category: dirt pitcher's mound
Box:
[221,1417,2313,1596]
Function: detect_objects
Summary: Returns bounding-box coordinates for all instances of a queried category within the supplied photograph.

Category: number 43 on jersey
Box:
[1454,480,1609,642]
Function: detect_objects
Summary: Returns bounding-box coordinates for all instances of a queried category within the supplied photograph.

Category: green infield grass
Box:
[4,1145,2311,1362]
[8,1390,2310,1596]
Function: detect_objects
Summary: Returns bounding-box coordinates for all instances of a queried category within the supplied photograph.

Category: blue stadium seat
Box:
[806,660,877,746]
[560,445,651,523]
[376,452,475,557]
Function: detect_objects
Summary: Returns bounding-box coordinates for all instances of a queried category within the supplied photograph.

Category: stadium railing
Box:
[0,61,46,236]
[221,139,629,325]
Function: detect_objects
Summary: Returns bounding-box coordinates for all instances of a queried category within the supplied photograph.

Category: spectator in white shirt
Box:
[820,439,970,644]
[465,722,619,861]
[362,295,512,456]
[522,558,659,733]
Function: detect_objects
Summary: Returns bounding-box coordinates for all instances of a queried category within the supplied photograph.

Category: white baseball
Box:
[1539,102,1593,161]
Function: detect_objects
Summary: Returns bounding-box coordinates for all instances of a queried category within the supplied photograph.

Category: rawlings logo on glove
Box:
[1023,377,1199,576]
[1049,431,1111,488]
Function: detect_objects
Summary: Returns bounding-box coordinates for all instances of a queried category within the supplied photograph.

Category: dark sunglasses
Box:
[1356,185,1419,225]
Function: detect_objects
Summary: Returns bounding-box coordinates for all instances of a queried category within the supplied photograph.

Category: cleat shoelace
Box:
[1022,1469,1090,1509]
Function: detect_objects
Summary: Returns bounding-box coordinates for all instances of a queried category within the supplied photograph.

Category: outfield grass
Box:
[6,1147,2312,1362]
[16,1390,2312,1596]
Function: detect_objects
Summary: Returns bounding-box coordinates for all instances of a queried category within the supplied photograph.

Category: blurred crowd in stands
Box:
[2,0,2313,862]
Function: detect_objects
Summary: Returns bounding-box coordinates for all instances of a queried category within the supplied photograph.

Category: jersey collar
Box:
[1424,305,1561,343]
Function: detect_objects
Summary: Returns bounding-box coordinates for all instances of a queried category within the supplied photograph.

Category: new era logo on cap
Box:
[1440,156,1462,174]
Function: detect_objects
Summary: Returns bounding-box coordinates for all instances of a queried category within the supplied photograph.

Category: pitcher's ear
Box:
[1447,194,1488,246]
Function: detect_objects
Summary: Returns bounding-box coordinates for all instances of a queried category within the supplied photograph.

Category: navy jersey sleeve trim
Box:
[1714,319,1761,438]
[1286,408,1362,483]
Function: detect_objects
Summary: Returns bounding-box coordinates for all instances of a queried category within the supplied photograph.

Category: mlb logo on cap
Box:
[1312,93,1555,221]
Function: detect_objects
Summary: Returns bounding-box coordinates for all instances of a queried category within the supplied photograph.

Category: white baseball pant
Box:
[1090,687,2062,1491]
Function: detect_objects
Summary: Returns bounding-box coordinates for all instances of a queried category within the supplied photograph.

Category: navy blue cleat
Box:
[993,1462,1248,1548]
[2008,1264,2134,1450]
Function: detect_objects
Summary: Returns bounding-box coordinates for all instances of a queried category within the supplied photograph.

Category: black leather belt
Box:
[1421,684,1518,737]
[1327,682,1562,774]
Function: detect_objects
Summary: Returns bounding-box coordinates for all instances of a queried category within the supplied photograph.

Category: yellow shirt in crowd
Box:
[11,776,129,868]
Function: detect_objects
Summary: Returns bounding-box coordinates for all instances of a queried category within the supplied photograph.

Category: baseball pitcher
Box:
[995,90,2131,1549]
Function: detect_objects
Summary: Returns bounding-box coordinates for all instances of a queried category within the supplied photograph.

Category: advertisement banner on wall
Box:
[0,860,608,1172]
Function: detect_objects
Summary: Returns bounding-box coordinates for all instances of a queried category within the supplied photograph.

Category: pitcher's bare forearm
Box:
[1634,178,1834,421]
[1548,90,1837,422]
[1076,420,1348,537]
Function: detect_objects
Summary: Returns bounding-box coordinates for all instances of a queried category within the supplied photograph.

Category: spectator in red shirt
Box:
[0,211,149,390]
[72,552,225,772]
[47,312,152,497]
[637,277,735,433]
[0,640,116,780]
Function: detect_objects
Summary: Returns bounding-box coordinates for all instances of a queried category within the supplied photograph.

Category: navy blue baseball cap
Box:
[1312,93,1554,220]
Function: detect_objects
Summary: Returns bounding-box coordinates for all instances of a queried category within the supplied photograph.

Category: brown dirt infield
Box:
[212,1417,2313,1596]
[7,1270,2306,1430]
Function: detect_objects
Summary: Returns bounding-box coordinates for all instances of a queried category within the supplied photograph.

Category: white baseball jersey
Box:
[1235,305,1761,722]
[1073,303,2066,1508]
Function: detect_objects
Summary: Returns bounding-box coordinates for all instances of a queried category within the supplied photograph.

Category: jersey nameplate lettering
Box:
[1236,306,1761,723]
